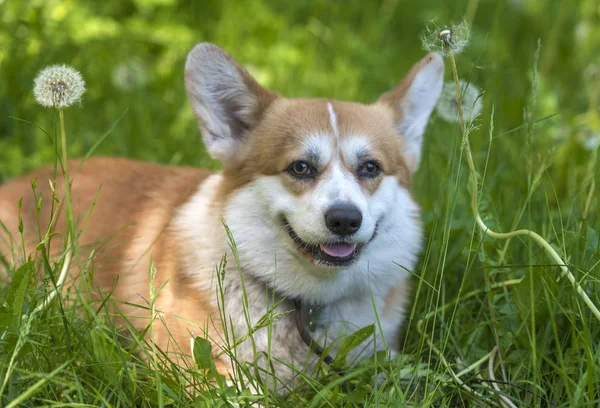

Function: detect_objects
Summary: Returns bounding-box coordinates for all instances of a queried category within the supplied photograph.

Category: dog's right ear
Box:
[376,53,444,172]
[185,43,277,164]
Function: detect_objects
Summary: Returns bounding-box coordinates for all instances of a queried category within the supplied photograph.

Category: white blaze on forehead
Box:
[327,102,340,143]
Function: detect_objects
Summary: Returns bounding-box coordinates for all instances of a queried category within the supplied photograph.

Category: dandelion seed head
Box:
[584,64,598,82]
[582,134,600,151]
[575,21,592,45]
[421,21,471,56]
[439,30,452,44]
[33,64,86,109]
[112,59,149,91]
[506,0,526,9]
[436,80,483,123]
[574,115,600,152]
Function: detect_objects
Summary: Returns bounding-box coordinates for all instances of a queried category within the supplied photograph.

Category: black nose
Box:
[325,204,363,236]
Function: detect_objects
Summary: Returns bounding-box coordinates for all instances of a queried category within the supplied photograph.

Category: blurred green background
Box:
[2,0,599,178]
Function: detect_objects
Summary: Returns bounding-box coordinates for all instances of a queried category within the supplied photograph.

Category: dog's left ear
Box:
[377,53,444,171]
[185,43,277,165]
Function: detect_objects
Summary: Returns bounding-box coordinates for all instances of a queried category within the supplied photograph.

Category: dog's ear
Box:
[185,43,277,164]
[377,53,444,171]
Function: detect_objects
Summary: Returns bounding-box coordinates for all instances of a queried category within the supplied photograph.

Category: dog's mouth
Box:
[282,218,371,268]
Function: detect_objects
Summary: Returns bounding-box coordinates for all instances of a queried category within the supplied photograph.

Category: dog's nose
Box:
[325,204,363,236]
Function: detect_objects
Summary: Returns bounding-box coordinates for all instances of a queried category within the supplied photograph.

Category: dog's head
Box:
[185,44,443,302]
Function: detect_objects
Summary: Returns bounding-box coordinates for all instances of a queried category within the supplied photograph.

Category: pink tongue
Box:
[320,243,357,258]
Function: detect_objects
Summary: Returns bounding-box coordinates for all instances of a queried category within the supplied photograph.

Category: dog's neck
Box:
[235,269,339,369]
[293,299,340,370]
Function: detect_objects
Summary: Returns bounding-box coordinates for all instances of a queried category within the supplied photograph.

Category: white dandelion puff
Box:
[436,80,483,123]
[575,121,600,152]
[421,21,471,56]
[112,59,149,91]
[584,64,598,82]
[582,134,600,151]
[33,64,86,109]
[575,21,592,45]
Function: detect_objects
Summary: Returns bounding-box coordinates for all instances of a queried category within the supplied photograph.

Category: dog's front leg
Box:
[221,285,317,395]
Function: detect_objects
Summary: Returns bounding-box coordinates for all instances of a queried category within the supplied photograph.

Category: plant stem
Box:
[30,109,75,317]
[465,0,480,26]
[31,245,72,315]
[446,48,600,323]
[59,110,75,244]
[417,279,523,397]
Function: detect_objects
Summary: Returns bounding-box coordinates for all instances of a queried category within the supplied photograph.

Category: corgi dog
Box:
[0,43,443,392]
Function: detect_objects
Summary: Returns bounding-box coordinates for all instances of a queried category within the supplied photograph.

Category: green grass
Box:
[1,0,600,406]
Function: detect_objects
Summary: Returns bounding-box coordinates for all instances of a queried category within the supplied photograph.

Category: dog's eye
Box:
[358,161,381,178]
[287,161,314,178]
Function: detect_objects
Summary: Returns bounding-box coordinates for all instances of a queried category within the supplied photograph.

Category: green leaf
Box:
[193,336,227,388]
[585,226,598,253]
[193,336,215,371]
[335,324,375,365]
[0,261,35,328]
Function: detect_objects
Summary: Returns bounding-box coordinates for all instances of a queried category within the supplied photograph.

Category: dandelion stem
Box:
[27,110,75,317]
[448,52,479,216]
[445,46,600,323]
[58,109,78,265]
[24,109,76,317]
[58,109,73,237]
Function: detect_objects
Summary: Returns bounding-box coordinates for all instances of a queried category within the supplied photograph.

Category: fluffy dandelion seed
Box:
[421,21,471,56]
[112,59,149,91]
[436,80,483,123]
[33,64,86,109]
[583,134,600,151]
